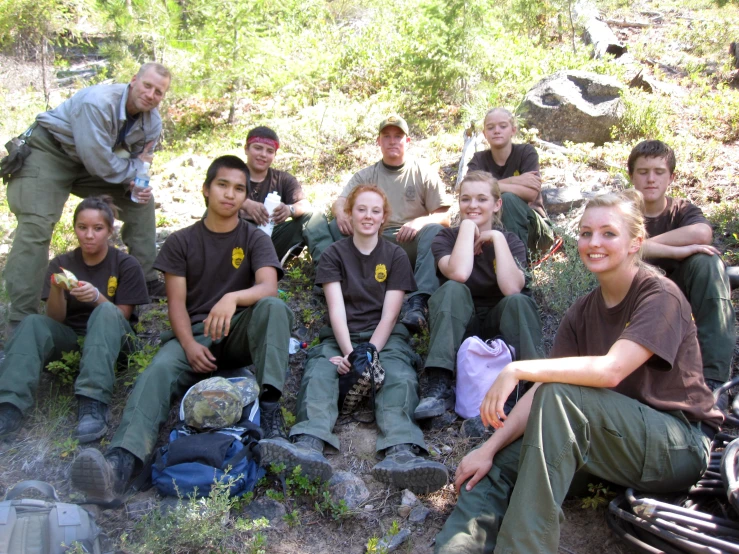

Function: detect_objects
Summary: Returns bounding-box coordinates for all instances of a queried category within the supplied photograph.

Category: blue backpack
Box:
[151,401,265,498]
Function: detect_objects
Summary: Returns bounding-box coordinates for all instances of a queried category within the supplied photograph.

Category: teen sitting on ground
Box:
[71,156,294,504]
[239,126,328,262]
[414,172,544,431]
[627,140,734,395]
[434,190,721,554]
[0,196,149,442]
[260,185,449,494]
[467,108,554,258]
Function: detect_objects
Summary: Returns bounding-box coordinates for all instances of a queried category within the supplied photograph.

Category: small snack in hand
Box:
[51,267,79,290]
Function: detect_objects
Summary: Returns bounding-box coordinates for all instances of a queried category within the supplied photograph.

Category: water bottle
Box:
[132,162,151,204]
[259,191,281,236]
[288,338,308,354]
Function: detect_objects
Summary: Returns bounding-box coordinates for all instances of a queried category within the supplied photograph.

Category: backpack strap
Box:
[5,480,60,501]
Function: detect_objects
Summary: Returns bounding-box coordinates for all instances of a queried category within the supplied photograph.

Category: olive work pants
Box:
[289,323,426,453]
[110,297,293,463]
[4,125,157,324]
[435,384,711,554]
[425,281,544,374]
[501,193,555,261]
[667,253,734,383]
[0,303,134,413]
[303,215,443,297]
[270,212,336,263]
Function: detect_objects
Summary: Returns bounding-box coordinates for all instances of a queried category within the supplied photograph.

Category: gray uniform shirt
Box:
[36,83,162,185]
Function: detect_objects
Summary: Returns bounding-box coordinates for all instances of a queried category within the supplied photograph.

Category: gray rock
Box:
[542,186,586,215]
[242,497,286,526]
[401,489,419,507]
[126,498,156,521]
[408,504,431,523]
[376,528,411,552]
[328,471,370,509]
[520,71,625,145]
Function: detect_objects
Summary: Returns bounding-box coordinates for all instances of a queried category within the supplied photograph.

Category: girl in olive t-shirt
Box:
[435,190,721,554]
[0,196,148,443]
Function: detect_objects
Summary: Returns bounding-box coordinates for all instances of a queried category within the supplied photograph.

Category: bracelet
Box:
[92,288,100,303]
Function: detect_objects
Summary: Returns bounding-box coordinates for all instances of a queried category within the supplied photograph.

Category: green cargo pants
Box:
[668,253,734,382]
[290,323,426,453]
[271,212,335,263]
[110,297,293,463]
[4,125,157,324]
[501,193,555,261]
[425,281,544,374]
[0,303,133,413]
[306,217,443,296]
[435,383,710,554]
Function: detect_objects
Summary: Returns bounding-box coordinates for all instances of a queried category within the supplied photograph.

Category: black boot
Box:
[372,444,448,494]
[414,368,455,420]
[260,434,333,481]
[76,396,110,443]
[259,400,287,440]
[400,294,430,333]
[71,447,136,504]
[0,403,22,440]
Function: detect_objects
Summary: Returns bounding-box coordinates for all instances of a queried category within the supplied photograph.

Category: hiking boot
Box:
[75,396,110,443]
[372,444,448,494]
[460,416,492,439]
[260,400,287,440]
[260,434,333,481]
[146,279,167,300]
[0,403,23,440]
[400,294,429,333]
[414,369,455,420]
[706,378,729,412]
[71,447,135,504]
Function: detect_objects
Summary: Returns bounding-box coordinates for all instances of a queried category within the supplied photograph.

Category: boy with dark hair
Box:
[240,126,325,261]
[628,140,734,392]
[70,155,294,503]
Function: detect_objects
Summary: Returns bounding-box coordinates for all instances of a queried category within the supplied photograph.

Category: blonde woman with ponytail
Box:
[436,190,722,554]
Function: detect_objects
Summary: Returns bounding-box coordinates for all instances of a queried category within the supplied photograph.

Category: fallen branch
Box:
[604,18,651,28]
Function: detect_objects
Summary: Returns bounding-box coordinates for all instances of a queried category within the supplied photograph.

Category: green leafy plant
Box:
[581,482,616,510]
[365,536,389,554]
[124,341,161,386]
[53,437,79,459]
[283,508,301,527]
[46,337,84,386]
[281,407,296,428]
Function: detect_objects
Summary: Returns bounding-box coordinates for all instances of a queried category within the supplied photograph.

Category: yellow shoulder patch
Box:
[375,264,387,283]
[232,247,245,269]
[107,276,118,297]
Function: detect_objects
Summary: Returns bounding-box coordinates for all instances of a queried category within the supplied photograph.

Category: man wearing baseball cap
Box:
[307,115,451,330]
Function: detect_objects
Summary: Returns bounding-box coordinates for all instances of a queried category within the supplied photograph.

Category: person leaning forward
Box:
[3,62,171,330]
[70,156,294,505]
[306,115,452,331]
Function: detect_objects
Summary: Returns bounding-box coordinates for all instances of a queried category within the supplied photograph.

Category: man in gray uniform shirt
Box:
[3,62,171,329]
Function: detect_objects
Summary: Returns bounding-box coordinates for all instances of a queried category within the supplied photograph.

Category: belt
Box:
[700,422,716,440]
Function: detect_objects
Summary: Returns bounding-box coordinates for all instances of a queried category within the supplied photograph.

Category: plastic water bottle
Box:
[132,162,151,203]
[259,191,281,236]
[288,338,308,354]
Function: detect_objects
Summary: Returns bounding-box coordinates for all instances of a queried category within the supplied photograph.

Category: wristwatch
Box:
[289,204,295,216]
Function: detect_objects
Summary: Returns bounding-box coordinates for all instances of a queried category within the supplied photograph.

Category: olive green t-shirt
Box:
[315,237,417,333]
[550,268,722,430]
[340,159,451,227]
[154,219,283,324]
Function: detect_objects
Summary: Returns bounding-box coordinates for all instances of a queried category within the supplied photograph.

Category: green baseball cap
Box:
[378,115,409,135]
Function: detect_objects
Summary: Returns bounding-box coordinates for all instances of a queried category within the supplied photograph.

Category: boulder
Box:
[328,471,370,509]
[542,185,586,215]
[520,71,625,145]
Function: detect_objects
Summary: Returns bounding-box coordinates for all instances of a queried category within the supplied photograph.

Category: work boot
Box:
[0,403,23,440]
[260,434,333,481]
[414,368,455,420]
[400,294,429,333]
[146,279,167,300]
[460,415,492,439]
[71,447,136,504]
[706,378,730,413]
[372,444,448,494]
[260,400,287,440]
[75,396,110,443]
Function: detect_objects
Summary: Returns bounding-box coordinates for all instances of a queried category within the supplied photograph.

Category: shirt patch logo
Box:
[375,264,388,283]
[232,247,245,269]
[624,321,630,328]
[513,170,520,177]
[404,186,416,201]
[107,276,118,297]
[493,259,497,272]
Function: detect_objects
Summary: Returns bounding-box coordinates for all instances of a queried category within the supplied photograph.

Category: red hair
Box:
[344,185,392,233]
